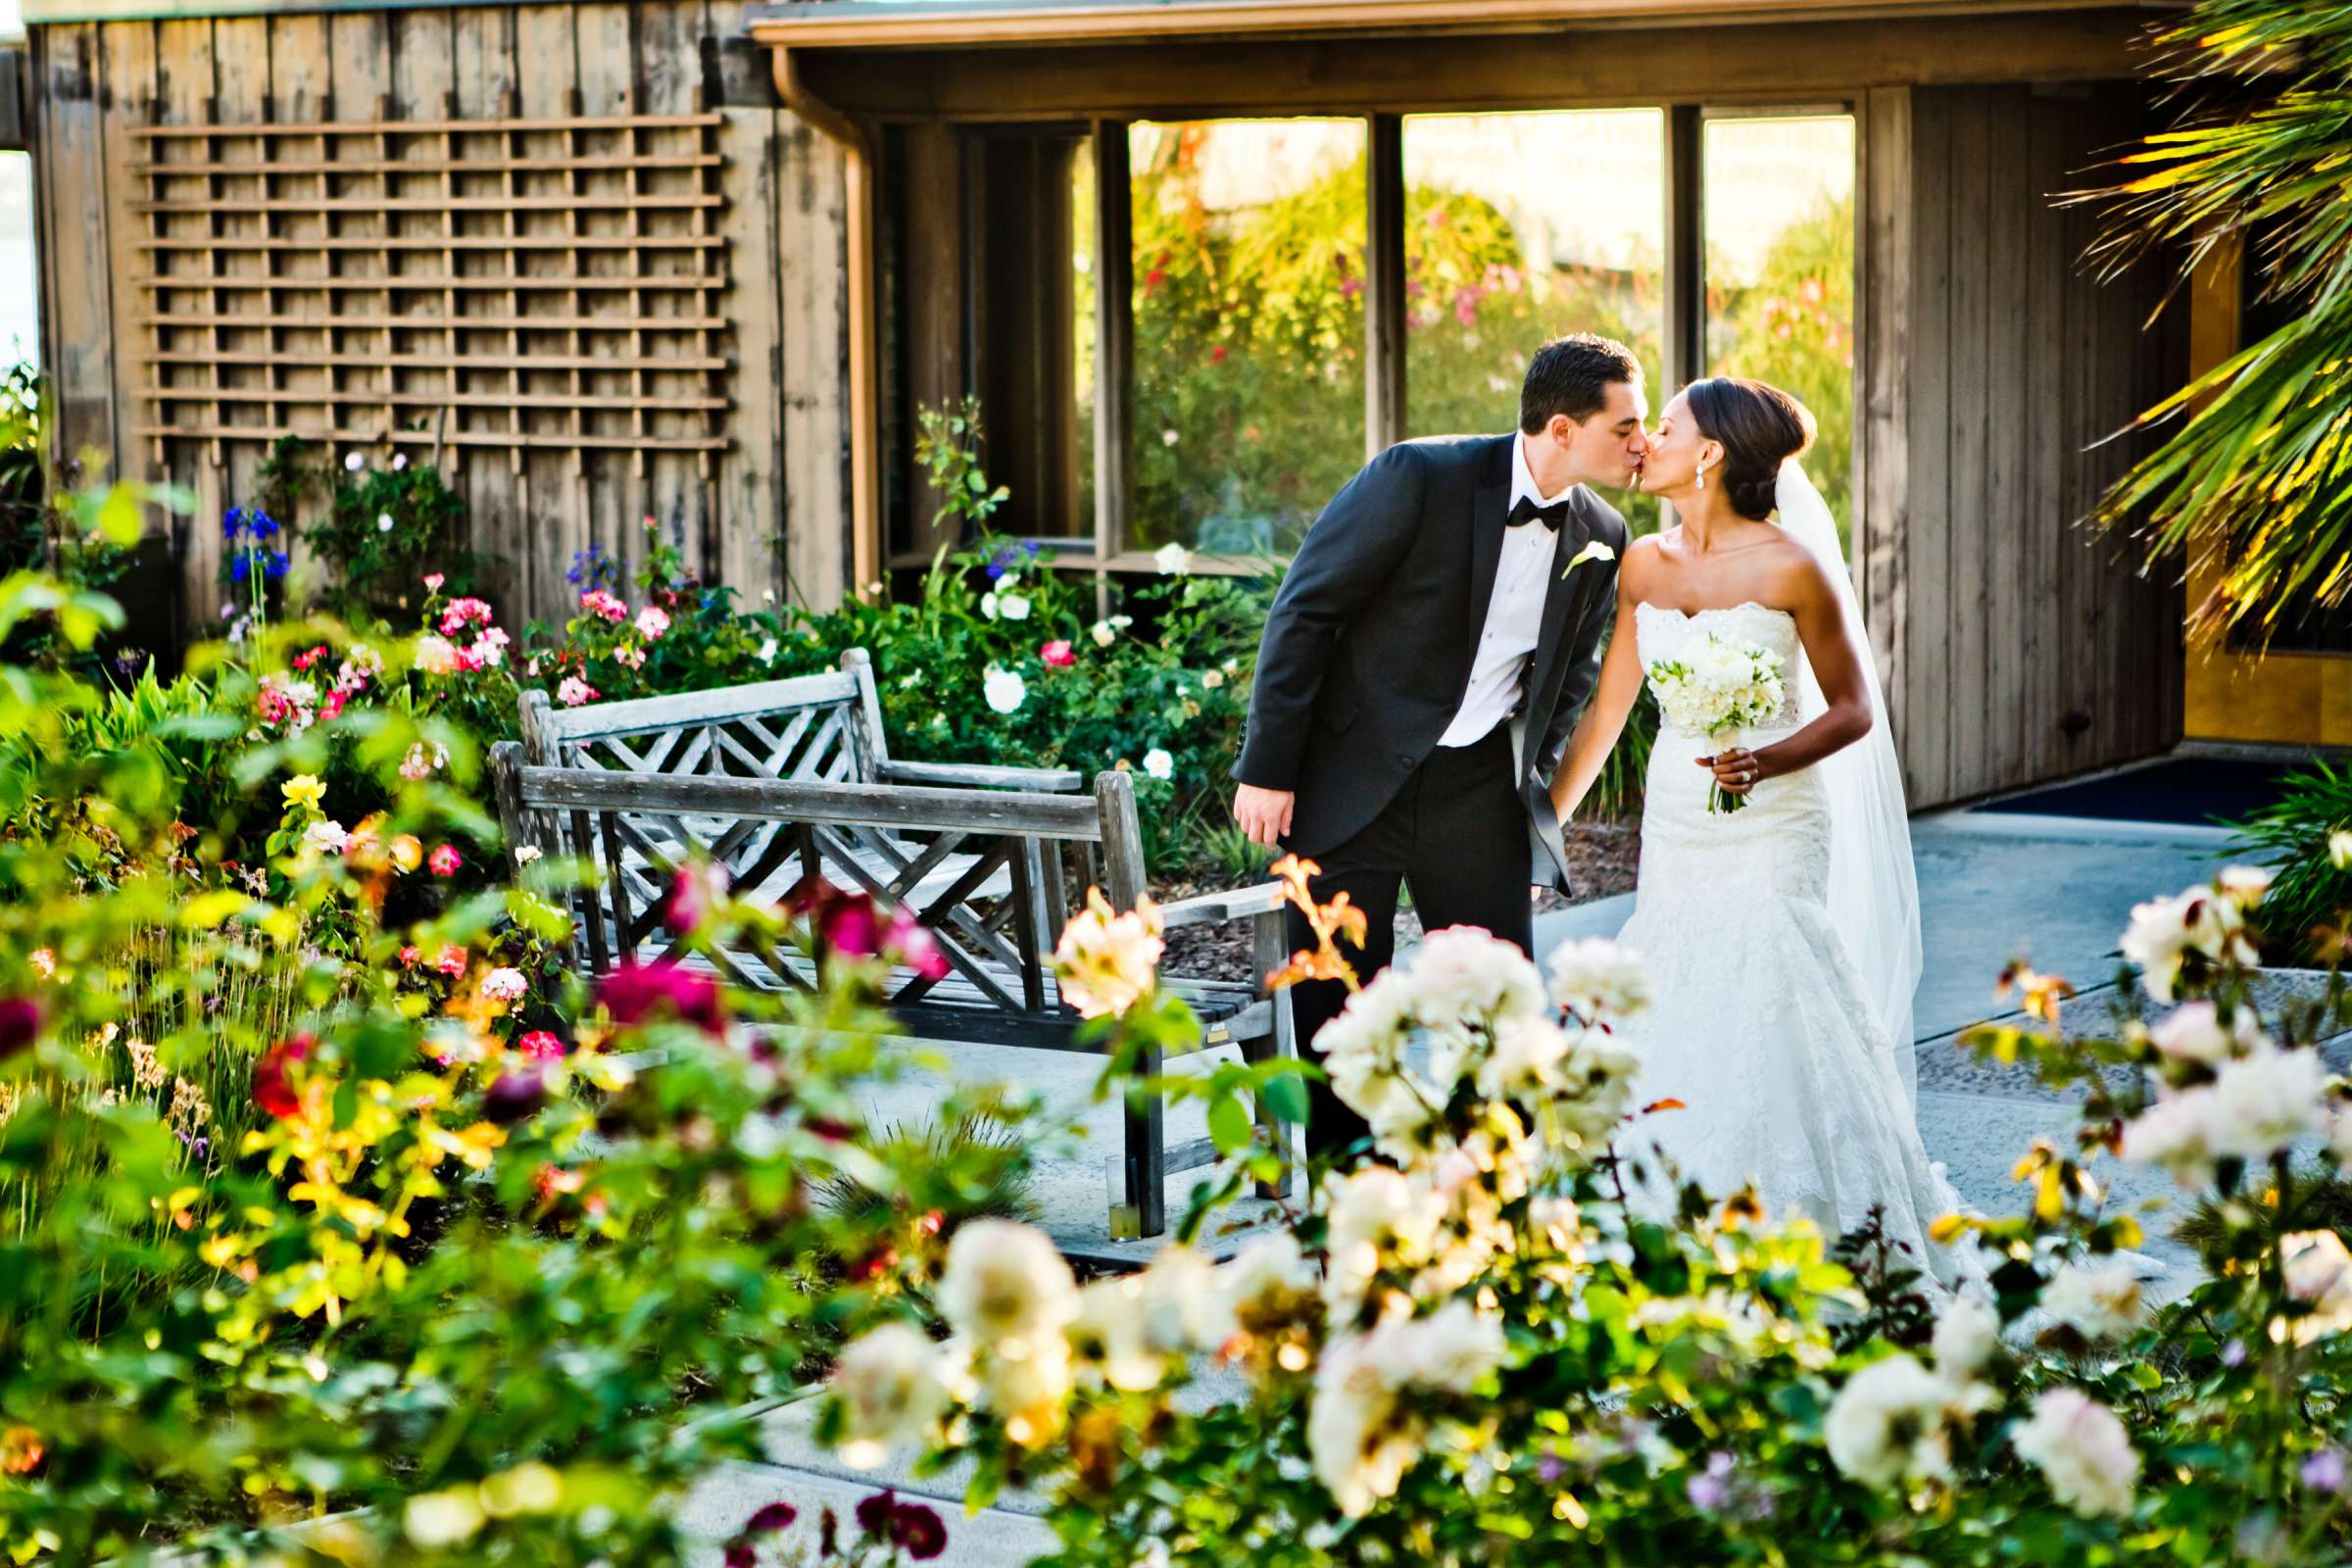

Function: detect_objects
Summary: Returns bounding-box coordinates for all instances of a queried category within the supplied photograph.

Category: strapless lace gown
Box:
[1613,602,1980,1292]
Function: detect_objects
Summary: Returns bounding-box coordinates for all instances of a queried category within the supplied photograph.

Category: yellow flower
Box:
[1052,888,1164,1019]
[389,834,424,873]
[282,774,326,811]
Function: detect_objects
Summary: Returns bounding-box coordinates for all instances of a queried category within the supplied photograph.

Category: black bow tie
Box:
[1506,495,1573,530]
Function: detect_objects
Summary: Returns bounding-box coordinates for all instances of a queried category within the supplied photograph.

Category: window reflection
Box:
[1127,120,1368,559]
[1702,115,1857,547]
[1401,110,1666,533]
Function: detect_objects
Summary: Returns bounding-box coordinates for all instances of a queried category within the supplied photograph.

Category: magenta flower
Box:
[595,960,725,1036]
[1040,639,1076,668]
[428,845,463,877]
[0,998,37,1059]
[885,906,952,983]
[665,862,731,934]
[516,1030,566,1060]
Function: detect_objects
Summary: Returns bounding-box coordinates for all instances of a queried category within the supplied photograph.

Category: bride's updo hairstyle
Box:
[1684,377,1816,522]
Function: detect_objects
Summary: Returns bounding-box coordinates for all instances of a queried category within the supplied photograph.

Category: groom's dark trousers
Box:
[1282,722,1534,1155]
[1231,434,1627,1162]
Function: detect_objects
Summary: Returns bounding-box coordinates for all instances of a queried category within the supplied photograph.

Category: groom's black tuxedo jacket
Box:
[1233,433,1626,893]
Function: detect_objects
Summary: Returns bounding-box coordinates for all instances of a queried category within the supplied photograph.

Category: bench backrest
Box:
[491,742,1147,1022]
[516,649,890,789]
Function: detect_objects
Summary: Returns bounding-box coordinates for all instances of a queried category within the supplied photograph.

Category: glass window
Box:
[1127,119,1367,559]
[0,153,38,367]
[1072,138,1097,539]
[1400,110,1666,532]
[1701,114,1857,547]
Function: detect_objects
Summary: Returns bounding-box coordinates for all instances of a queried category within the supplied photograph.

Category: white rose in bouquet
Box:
[1217,1232,1318,1333]
[1643,631,1786,814]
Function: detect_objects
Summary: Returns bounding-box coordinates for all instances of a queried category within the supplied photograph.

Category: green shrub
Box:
[2230,757,2352,966]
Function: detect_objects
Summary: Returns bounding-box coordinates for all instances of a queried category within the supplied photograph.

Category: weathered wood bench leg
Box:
[1248,907,1297,1200]
[1126,1039,1166,1239]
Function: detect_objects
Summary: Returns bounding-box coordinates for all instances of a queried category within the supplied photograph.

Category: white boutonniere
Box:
[1562,539,1616,579]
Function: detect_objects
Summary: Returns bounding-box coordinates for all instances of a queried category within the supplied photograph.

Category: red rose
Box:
[252,1033,314,1120]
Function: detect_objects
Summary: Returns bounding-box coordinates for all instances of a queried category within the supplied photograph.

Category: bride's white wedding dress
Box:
[1611,598,1983,1293]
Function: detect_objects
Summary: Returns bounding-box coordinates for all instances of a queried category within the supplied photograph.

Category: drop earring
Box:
[1695,455,1710,490]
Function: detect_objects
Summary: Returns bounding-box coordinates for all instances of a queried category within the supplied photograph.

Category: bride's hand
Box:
[1696,746,1769,797]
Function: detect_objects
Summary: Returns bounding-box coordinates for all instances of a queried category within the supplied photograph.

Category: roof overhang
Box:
[745,0,2151,51]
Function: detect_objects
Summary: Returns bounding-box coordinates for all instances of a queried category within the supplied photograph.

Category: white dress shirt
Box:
[1436,433,1567,749]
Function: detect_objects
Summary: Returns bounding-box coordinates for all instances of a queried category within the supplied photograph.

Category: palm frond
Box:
[2072,0,2352,644]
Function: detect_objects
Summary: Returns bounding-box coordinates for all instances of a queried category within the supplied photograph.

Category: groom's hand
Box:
[1234,784,1295,849]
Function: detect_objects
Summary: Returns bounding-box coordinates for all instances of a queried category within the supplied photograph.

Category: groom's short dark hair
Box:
[1520,333,1642,433]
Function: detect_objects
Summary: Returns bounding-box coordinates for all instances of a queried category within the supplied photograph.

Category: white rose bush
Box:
[812,858,2352,1565]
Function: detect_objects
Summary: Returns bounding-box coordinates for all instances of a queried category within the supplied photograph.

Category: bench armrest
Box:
[1158,880,1286,930]
[876,759,1086,793]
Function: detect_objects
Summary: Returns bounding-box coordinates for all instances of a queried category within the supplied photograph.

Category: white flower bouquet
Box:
[1643,632,1787,813]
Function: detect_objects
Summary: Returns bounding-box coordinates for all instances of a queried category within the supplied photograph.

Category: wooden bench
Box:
[491,668,1294,1239]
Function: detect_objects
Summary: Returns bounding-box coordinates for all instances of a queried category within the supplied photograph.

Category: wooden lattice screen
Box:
[129,110,731,477]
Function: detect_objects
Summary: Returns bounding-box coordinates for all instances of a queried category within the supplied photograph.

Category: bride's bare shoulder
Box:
[1619,531,1670,592]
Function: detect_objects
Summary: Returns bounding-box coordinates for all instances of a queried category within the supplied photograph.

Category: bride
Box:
[1544,375,1977,1290]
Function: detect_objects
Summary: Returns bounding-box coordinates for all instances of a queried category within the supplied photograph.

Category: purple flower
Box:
[1686,1451,1735,1512]
[483,1066,549,1124]
[2222,1338,2248,1368]
[265,552,290,580]
[1535,1452,1564,1484]
[221,507,244,541]
[229,554,251,583]
[743,1502,798,1534]
[2303,1448,2346,1494]
[893,1502,947,1560]
[248,510,279,539]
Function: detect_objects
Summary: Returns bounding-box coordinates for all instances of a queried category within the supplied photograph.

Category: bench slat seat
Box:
[496,657,1296,1240]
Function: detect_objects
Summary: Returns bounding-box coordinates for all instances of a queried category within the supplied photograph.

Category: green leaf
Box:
[1207,1093,1252,1155]
[1260,1072,1309,1125]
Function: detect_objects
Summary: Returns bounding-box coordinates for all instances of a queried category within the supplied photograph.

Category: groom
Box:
[1232,332,1646,1157]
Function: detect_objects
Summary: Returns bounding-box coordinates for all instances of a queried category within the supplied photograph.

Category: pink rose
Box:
[428,844,463,877]
[423,573,445,592]
[1041,640,1076,668]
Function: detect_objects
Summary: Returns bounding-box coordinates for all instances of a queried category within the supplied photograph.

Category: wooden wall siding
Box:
[1863,81,2185,811]
[29,1,853,637]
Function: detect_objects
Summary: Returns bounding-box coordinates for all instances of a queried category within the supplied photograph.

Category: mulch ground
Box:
[1155,818,1642,983]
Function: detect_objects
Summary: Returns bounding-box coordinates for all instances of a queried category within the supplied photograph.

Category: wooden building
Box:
[11,0,2343,807]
